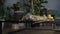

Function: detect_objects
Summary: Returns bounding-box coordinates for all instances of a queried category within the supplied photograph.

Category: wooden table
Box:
[2,19,55,34]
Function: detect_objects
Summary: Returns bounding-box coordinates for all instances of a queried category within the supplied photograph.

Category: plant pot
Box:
[12,24,20,30]
[19,23,25,29]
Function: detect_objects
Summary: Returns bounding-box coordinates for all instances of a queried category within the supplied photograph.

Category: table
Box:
[2,19,55,34]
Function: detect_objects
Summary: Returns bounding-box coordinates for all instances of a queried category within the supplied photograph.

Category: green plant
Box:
[11,2,20,11]
[24,0,32,14]
[6,2,20,21]
[33,0,48,16]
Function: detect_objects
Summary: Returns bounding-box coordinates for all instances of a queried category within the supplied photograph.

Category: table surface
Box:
[2,27,60,34]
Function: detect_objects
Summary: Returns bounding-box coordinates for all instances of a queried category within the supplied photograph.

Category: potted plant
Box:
[6,2,20,21]
[10,2,20,30]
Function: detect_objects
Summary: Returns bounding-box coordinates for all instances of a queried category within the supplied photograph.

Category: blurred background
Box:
[1,0,60,34]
